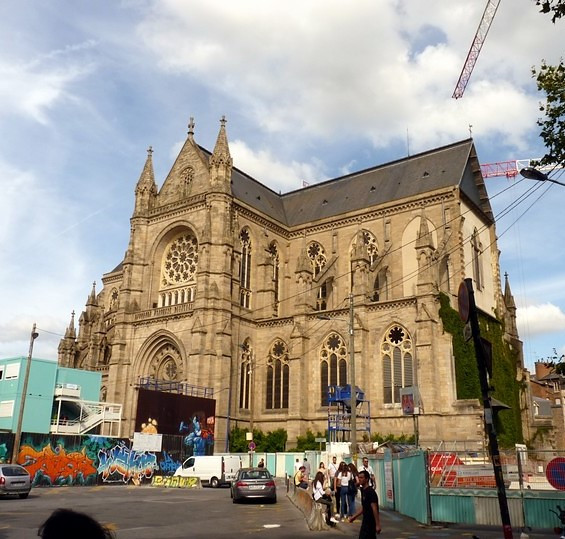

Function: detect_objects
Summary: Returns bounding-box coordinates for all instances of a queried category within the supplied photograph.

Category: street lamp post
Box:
[520,166,565,187]
[11,323,39,463]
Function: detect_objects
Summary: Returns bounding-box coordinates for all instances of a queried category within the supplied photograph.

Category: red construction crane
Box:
[453,0,502,99]
[480,159,559,178]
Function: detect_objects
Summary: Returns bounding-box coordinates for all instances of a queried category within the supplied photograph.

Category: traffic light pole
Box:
[459,279,513,539]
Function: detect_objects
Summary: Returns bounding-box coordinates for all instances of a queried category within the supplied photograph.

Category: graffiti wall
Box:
[0,432,187,487]
[135,389,215,457]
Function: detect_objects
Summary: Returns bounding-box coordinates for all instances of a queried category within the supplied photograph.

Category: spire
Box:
[134,146,157,215]
[188,117,195,140]
[64,310,76,339]
[210,115,232,168]
[504,272,516,309]
[87,282,97,307]
[415,211,434,250]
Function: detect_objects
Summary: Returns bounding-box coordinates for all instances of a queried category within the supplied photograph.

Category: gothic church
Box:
[58,118,520,450]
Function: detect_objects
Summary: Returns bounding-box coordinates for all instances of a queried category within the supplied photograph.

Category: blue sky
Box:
[0,0,563,370]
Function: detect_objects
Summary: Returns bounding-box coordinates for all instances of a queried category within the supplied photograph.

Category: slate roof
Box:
[227,138,489,227]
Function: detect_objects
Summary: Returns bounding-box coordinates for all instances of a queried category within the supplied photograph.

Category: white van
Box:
[174,455,241,487]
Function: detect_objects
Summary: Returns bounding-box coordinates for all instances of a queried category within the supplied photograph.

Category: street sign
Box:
[248,441,256,451]
[546,457,565,490]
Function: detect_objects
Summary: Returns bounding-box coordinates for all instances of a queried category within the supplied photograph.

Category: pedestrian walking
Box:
[303,456,311,480]
[360,457,375,488]
[348,470,381,538]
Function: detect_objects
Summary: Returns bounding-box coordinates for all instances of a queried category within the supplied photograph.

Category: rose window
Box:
[161,234,198,286]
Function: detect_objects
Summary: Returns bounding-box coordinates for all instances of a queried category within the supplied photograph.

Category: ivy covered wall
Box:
[438,293,523,447]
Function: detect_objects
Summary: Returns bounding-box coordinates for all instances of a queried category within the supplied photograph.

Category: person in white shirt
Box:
[360,457,375,488]
[336,461,352,521]
[313,471,336,527]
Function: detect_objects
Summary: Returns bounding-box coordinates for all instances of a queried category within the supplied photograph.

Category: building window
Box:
[5,363,19,380]
[158,231,198,307]
[269,242,280,315]
[472,229,483,291]
[382,325,413,404]
[308,241,327,311]
[239,341,253,409]
[240,229,252,308]
[320,333,348,406]
[0,400,14,417]
[266,340,289,409]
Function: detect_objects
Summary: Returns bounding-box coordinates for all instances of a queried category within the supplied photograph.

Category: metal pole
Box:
[11,323,39,463]
[225,355,233,453]
[465,278,513,539]
[349,293,357,461]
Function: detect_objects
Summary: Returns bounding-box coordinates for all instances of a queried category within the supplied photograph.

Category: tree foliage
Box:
[229,427,287,453]
[532,59,565,167]
[539,348,565,375]
[535,0,565,22]
[292,429,326,451]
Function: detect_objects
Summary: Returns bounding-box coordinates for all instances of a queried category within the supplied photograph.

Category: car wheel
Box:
[18,493,29,499]
[210,477,219,488]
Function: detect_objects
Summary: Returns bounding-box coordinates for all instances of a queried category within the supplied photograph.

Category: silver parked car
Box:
[0,464,31,499]
[231,467,276,503]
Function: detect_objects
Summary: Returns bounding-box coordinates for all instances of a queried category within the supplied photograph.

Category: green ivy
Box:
[438,293,523,448]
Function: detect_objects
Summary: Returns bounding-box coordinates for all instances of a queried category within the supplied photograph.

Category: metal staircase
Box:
[50,384,122,436]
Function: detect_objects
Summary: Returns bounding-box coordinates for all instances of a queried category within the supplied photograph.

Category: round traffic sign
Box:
[248,441,256,451]
[546,457,565,490]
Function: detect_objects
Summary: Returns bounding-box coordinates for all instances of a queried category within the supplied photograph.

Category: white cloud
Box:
[136,0,561,156]
[231,140,326,193]
[518,303,565,337]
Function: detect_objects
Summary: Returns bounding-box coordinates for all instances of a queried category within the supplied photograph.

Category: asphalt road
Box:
[0,482,558,539]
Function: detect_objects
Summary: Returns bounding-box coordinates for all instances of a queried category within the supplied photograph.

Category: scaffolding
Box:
[327,384,371,443]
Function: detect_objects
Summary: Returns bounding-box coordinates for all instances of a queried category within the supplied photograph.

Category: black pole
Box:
[464,278,513,539]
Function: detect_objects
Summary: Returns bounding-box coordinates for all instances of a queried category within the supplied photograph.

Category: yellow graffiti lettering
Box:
[151,475,199,488]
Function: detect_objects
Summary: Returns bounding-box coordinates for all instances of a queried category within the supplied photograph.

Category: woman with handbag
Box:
[347,462,359,518]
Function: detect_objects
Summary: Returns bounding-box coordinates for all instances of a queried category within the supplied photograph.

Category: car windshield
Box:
[241,470,270,480]
[2,466,29,477]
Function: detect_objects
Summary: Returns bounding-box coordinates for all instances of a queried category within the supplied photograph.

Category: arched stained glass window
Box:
[382,326,413,404]
[320,333,347,406]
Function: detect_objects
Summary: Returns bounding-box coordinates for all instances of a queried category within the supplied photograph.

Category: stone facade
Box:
[58,118,517,450]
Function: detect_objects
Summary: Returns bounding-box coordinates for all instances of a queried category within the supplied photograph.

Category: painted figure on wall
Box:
[181,413,214,456]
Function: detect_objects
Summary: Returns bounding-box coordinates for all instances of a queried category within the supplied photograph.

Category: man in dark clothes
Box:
[347,470,381,538]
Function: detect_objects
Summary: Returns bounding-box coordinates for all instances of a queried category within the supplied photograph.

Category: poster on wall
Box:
[133,432,163,452]
[135,389,216,457]
[400,387,419,415]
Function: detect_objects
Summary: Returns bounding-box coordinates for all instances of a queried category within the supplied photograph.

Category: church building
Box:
[58,118,521,450]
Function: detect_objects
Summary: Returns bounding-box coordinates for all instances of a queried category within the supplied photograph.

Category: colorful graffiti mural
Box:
[0,442,9,463]
[159,451,182,475]
[18,443,97,486]
[98,443,158,485]
[180,415,214,456]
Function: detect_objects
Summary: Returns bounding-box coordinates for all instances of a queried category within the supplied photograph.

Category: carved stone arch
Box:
[134,330,186,382]
[149,222,200,309]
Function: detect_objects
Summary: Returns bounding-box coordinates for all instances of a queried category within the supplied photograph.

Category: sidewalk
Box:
[326,508,556,538]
